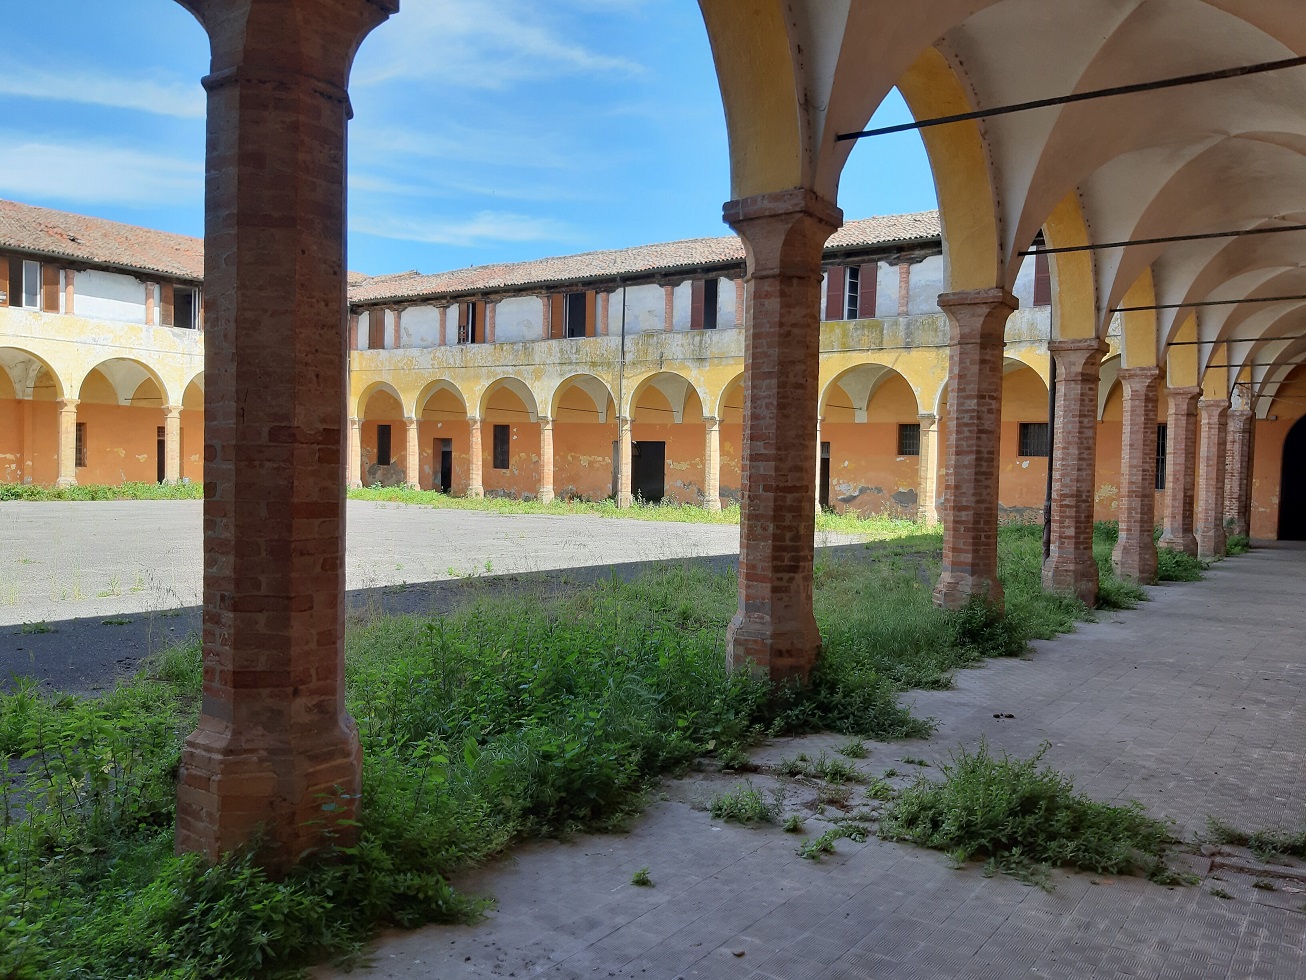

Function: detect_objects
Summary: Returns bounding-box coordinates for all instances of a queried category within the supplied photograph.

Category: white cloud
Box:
[0,136,202,206]
[356,0,642,89]
[351,210,573,247]
[0,64,205,119]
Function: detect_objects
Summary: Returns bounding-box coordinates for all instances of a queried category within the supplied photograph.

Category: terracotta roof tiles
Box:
[0,198,203,282]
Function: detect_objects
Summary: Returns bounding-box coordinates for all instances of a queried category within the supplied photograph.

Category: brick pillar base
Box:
[1112,367,1160,584]
[176,0,395,866]
[538,417,555,504]
[56,397,79,487]
[1043,340,1106,605]
[704,416,722,511]
[1159,387,1201,555]
[933,289,1015,610]
[466,416,484,498]
[1196,399,1229,558]
[724,189,842,683]
[1225,408,1254,538]
[917,413,938,524]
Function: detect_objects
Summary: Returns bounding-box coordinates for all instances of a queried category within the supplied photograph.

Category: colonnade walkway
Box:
[323,544,1306,980]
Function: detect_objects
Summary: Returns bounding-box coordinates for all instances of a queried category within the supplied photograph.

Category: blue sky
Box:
[0,1,937,276]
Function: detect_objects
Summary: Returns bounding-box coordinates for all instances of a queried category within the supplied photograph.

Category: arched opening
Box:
[359,384,406,487]
[998,360,1051,522]
[480,379,539,499]
[820,364,920,516]
[0,347,62,485]
[1279,415,1306,541]
[550,375,616,501]
[629,372,705,505]
[181,375,204,484]
[78,358,169,484]
[717,374,745,506]
[416,381,469,493]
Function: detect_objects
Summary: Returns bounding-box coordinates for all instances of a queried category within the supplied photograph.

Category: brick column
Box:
[933,288,1016,610]
[467,416,484,498]
[485,300,496,344]
[538,417,555,504]
[616,416,633,507]
[347,417,362,489]
[1225,408,1254,538]
[163,404,183,483]
[404,416,420,489]
[598,291,610,337]
[1112,367,1160,583]
[1196,398,1229,558]
[662,284,676,331]
[734,279,746,328]
[1159,386,1201,555]
[175,0,395,865]
[55,397,78,488]
[917,413,938,524]
[703,416,721,511]
[1042,340,1106,605]
[723,189,842,683]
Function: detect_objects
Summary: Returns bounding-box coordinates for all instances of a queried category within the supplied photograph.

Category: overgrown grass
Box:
[0,481,202,501]
[880,740,1175,880]
[0,521,1189,977]
[1206,818,1306,862]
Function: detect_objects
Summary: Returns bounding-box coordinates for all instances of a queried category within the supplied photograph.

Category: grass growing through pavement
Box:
[880,740,1175,882]
[0,520,1194,977]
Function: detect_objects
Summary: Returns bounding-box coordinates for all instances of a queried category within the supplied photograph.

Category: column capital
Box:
[1165,386,1203,412]
[938,288,1018,346]
[722,190,842,279]
[1048,338,1107,379]
[1198,397,1230,413]
[1228,407,1255,424]
[163,403,184,419]
[56,397,79,411]
[348,416,361,427]
[704,415,720,428]
[1117,365,1161,386]
[539,415,553,426]
[467,414,482,425]
[917,412,937,427]
[404,416,419,426]
[938,287,1018,314]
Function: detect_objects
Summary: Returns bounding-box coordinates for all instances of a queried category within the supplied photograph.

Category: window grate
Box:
[1156,424,1168,490]
[897,423,921,456]
[493,424,510,469]
[1018,422,1050,458]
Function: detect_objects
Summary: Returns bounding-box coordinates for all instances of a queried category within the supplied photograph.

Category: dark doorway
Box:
[1279,416,1306,540]
[631,440,665,504]
[156,425,166,484]
[819,441,831,510]
[437,438,453,492]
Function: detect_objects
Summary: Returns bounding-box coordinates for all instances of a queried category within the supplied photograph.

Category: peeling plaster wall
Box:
[76,270,148,324]
[495,297,542,343]
[400,306,441,348]
[716,278,738,328]
[619,285,665,334]
[906,255,947,316]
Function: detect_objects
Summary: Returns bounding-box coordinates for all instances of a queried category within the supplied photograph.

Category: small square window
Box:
[1018,422,1050,458]
[376,424,392,466]
[1156,424,1168,490]
[493,424,510,469]
[897,423,921,456]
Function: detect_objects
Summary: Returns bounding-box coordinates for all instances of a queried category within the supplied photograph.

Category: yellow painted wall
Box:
[997,366,1050,520]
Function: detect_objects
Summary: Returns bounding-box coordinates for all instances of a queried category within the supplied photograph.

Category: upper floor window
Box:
[824,264,877,321]
[565,292,589,338]
[691,278,719,330]
[174,287,199,329]
[5,256,55,311]
[1032,235,1051,307]
[845,266,861,319]
[21,259,40,309]
[458,301,481,344]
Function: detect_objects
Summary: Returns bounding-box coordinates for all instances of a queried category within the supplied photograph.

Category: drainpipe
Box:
[1042,353,1058,561]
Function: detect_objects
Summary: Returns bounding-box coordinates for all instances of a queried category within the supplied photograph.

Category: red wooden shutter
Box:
[474,301,486,343]
[858,264,877,318]
[0,255,8,307]
[369,309,386,348]
[41,263,60,312]
[1034,251,1051,307]
[585,290,597,337]
[550,294,565,339]
[690,280,705,330]
[349,314,359,350]
[824,267,845,321]
[160,283,175,325]
[456,303,469,343]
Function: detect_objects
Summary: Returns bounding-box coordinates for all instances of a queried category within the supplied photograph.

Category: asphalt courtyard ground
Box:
[0,500,858,693]
[310,543,1306,980]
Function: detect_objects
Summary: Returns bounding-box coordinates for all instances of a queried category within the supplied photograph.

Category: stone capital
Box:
[163,404,184,420]
[1048,338,1108,378]
[404,416,418,427]
[1117,365,1161,389]
[704,415,720,429]
[722,189,842,280]
[1198,397,1230,415]
[1165,386,1202,414]
[938,288,1018,346]
[56,397,79,412]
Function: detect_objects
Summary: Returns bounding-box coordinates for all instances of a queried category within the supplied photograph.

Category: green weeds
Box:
[880,740,1174,880]
[1206,818,1306,862]
[0,481,201,501]
[708,783,783,825]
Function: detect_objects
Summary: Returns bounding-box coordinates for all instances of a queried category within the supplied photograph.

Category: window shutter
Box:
[858,264,877,319]
[473,301,486,343]
[0,254,8,306]
[550,294,565,339]
[369,309,386,349]
[457,303,469,344]
[824,267,845,321]
[689,279,705,330]
[1034,250,1051,307]
[41,263,60,312]
[160,283,175,326]
[585,290,597,337]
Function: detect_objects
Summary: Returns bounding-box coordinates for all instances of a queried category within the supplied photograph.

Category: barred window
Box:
[493,424,510,469]
[1018,422,1050,458]
[376,424,392,466]
[897,423,921,456]
[1156,424,1168,490]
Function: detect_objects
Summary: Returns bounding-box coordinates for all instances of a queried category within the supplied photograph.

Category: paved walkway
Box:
[319,544,1306,980]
